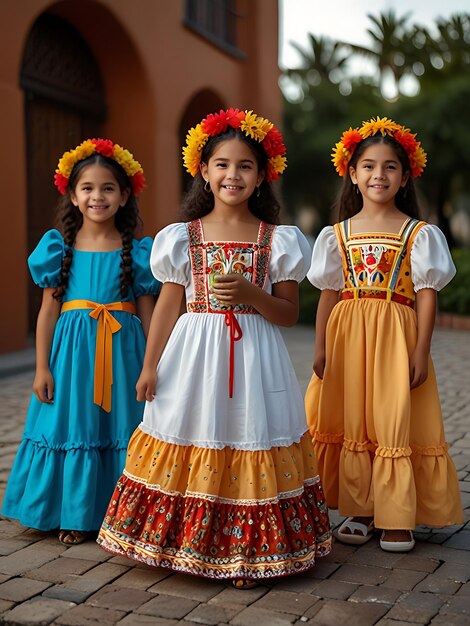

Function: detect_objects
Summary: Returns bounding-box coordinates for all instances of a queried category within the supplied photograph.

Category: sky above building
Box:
[280,0,470,68]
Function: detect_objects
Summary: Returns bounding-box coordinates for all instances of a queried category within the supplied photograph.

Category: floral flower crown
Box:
[54,138,146,196]
[182,107,287,183]
[332,116,427,178]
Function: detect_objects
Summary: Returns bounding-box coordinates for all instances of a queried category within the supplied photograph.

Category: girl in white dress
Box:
[98,108,331,586]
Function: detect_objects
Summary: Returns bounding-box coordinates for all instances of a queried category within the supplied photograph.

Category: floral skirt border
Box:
[97,475,332,579]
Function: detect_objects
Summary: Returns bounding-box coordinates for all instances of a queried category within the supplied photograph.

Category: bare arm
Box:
[211,274,299,326]
[136,294,156,338]
[32,288,61,403]
[313,289,340,379]
[410,288,436,389]
[136,282,185,401]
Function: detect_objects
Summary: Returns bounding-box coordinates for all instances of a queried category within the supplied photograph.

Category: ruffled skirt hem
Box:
[311,434,463,528]
[1,438,129,531]
[97,429,332,578]
[97,475,332,579]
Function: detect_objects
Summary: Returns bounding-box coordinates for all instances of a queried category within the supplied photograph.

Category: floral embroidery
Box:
[186,219,275,314]
[98,473,332,579]
[352,244,391,286]
[335,219,425,303]
[206,245,254,312]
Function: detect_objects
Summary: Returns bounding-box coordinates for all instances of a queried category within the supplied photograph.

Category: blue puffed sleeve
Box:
[131,237,162,297]
[270,225,312,283]
[28,229,65,288]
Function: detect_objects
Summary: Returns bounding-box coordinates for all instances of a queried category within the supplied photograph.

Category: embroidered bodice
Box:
[186,218,275,314]
[334,218,423,305]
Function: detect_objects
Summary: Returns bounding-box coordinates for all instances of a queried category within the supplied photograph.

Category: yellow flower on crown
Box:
[182,108,287,183]
[331,116,427,178]
[182,124,210,177]
[112,144,143,177]
[56,140,95,179]
[240,110,273,142]
[359,117,402,139]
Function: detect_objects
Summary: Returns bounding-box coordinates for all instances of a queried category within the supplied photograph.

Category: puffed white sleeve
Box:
[269,225,312,283]
[307,226,343,290]
[411,224,456,291]
[150,223,191,286]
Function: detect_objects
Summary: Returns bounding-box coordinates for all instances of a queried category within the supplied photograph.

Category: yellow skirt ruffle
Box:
[305,299,463,530]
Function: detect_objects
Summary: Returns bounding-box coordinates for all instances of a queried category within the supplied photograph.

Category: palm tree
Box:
[337,10,418,99]
[418,14,470,76]
[285,34,349,98]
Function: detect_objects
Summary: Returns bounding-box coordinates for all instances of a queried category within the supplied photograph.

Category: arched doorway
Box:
[179,90,226,194]
[21,13,106,332]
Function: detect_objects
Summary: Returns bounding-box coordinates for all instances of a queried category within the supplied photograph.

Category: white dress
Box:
[142,221,312,450]
[98,219,332,579]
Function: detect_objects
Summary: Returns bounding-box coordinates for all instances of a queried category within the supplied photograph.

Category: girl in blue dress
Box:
[2,139,160,544]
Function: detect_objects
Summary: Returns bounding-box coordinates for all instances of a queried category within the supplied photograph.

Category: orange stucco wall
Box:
[0,0,280,353]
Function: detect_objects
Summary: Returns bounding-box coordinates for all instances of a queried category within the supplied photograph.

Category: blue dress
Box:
[1,229,161,531]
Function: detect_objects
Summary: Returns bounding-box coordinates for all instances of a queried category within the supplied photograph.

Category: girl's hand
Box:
[136,367,157,402]
[409,347,429,389]
[211,273,255,306]
[313,351,326,379]
[32,367,55,403]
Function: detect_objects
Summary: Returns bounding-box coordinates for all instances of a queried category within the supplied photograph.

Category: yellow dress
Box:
[305,218,463,530]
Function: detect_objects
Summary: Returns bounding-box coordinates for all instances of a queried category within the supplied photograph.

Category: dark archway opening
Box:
[21,13,106,332]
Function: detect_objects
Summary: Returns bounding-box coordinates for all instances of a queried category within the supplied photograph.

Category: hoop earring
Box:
[204,180,211,193]
[256,186,260,198]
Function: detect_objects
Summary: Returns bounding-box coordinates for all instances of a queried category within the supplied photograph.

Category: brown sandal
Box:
[232,578,259,590]
[58,530,88,545]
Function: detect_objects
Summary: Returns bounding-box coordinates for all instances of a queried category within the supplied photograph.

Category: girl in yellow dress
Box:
[305,117,463,552]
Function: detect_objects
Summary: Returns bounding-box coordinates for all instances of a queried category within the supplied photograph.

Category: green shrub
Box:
[438,248,470,315]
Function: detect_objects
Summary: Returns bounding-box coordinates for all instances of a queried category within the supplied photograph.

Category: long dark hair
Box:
[335,135,421,222]
[180,128,281,225]
[53,154,142,301]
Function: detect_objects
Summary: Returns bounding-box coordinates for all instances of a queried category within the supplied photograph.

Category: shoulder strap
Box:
[254,222,275,290]
[186,220,204,277]
[187,218,203,247]
[388,218,425,291]
[258,221,276,247]
[334,221,356,288]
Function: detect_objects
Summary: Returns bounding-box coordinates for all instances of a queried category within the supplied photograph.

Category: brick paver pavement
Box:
[0,326,468,625]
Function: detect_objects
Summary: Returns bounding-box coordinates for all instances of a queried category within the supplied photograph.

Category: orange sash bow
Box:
[61,300,137,412]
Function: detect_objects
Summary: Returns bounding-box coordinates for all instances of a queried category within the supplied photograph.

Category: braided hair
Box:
[53,154,142,301]
[180,128,281,225]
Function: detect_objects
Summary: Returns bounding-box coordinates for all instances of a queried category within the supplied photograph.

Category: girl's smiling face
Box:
[200,137,265,210]
[70,163,129,225]
[349,142,409,207]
